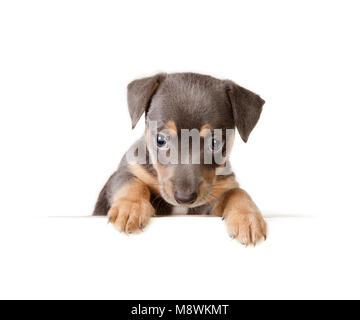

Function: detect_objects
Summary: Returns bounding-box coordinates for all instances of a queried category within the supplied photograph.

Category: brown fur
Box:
[213,188,267,246]
[108,179,155,233]
[197,167,216,204]
[128,163,160,193]
[211,175,239,199]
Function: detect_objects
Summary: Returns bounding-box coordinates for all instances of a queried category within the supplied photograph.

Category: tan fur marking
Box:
[196,168,216,205]
[224,131,235,160]
[150,82,160,96]
[152,162,167,177]
[128,163,159,193]
[214,188,267,246]
[164,120,178,134]
[200,124,213,138]
[211,175,239,199]
[112,179,151,204]
[108,179,155,233]
[153,162,177,204]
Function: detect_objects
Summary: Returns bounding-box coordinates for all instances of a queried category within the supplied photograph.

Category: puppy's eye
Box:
[156,134,168,149]
[209,138,222,152]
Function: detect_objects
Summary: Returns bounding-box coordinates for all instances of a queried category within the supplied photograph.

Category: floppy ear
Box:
[225,81,265,143]
[127,73,166,128]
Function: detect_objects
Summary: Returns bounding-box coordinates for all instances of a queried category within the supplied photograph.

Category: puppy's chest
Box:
[171,206,189,215]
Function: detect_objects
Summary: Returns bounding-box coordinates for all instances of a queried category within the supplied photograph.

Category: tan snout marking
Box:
[153,162,176,203]
[197,168,216,204]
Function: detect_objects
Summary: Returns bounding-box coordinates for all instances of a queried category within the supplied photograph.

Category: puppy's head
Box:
[127,73,264,207]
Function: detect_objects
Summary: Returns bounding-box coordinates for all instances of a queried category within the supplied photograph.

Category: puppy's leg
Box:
[93,174,114,216]
[213,188,267,246]
[108,178,155,233]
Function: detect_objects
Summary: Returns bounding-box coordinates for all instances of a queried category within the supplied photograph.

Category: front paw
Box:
[107,198,155,234]
[225,212,267,246]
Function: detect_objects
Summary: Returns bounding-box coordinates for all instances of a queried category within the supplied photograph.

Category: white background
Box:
[0,0,359,299]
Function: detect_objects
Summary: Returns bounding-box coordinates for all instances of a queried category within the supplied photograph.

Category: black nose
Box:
[174,191,198,204]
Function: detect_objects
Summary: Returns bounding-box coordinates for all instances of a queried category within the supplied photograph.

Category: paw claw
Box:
[107,198,154,234]
[225,212,267,247]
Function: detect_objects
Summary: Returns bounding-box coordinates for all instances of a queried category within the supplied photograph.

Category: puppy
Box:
[93,73,267,246]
